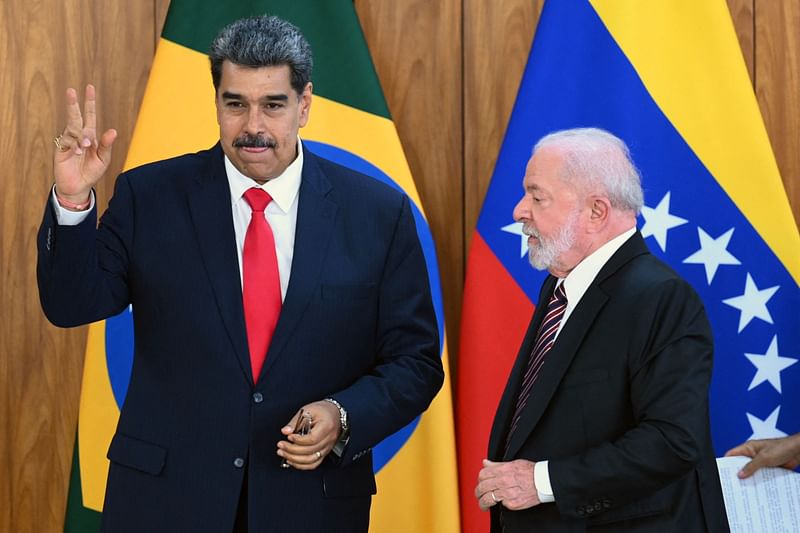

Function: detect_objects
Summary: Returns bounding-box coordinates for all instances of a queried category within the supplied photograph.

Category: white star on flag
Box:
[722,273,780,333]
[502,222,528,258]
[746,406,789,440]
[683,227,741,284]
[640,191,688,252]
[744,336,798,393]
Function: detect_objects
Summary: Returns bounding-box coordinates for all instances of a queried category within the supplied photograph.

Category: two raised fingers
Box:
[56,85,96,155]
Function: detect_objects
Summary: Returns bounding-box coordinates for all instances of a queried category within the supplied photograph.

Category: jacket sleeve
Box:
[330,195,444,465]
[549,278,715,520]
[37,174,135,327]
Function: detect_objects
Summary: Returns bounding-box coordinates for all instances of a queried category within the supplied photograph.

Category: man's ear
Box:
[587,196,610,232]
[298,82,313,127]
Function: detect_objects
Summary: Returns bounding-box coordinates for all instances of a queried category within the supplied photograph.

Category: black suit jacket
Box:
[488,233,729,532]
[37,144,443,533]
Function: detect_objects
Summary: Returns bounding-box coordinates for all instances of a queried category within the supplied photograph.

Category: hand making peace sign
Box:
[53,84,117,207]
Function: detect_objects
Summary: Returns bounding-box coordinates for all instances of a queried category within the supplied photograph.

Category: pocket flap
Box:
[107,433,167,476]
[323,453,377,498]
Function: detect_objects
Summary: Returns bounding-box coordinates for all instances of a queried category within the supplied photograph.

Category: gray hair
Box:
[209,15,313,95]
[533,128,644,214]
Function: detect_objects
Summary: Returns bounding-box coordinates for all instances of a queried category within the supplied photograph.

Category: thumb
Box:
[282,410,301,435]
[737,457,762,479]
[96,128,117,165]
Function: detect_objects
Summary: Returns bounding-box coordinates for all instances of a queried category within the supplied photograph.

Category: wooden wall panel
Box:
[0,1,159,531]
[355,0,464,358]
[1,1,798,532]
[728,0,755,85]
[756,0,800,224]
[463,0,542,254]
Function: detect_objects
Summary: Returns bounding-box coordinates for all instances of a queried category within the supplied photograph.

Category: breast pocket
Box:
[320,283,376,301]
[560,368,608,388]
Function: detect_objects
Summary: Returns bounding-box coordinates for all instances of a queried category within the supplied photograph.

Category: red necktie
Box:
[242,188,282,383]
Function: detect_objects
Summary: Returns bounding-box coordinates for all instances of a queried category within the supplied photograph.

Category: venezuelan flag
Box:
[457,1,800,532]
[64,1,460,531]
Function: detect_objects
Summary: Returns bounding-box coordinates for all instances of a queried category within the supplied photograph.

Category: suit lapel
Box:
[503,285,609,459]
[488,276,556,460]
[500,232,649,459]
[256,148,338,382]
[186,144,253,383]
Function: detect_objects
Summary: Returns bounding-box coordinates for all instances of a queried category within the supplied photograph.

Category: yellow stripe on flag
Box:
[591,0,800,283]
[78,321,117,511]
[371,346,460,532]
[124,39,217,171]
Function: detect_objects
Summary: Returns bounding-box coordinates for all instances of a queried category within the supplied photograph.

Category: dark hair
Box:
[209,15,313,95]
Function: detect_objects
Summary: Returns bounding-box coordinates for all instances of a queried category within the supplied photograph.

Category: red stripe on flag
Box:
[457,233,534,533]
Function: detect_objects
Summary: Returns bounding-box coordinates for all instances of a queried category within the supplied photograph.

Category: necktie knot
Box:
[243,188,272,213]
[553,282,567,306]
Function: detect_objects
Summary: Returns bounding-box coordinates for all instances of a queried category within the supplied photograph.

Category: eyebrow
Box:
[220,91,289,103]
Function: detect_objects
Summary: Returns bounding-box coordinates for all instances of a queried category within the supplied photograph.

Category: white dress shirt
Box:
[225,142,302,301]
[534,227,636,503]
[51,140,305,302]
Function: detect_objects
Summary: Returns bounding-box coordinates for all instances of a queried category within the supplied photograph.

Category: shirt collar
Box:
[561,227,636,302]
[225,138,304,213]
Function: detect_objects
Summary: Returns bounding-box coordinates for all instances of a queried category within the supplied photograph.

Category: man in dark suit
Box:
[474,128,729,531]
[38,15,443,533]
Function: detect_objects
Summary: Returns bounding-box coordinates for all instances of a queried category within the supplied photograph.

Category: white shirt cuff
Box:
[51,186,94,225]
[534,460,555,503]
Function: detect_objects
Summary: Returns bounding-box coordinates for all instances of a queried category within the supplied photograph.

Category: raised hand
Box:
[53,84,117,206]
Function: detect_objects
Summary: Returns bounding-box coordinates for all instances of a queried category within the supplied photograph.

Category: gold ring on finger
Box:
[491,491,499,503]
[53,135,69,152]
[316,451,322,459]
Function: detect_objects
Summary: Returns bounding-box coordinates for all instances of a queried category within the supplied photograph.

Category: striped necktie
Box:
[505,282,568,450]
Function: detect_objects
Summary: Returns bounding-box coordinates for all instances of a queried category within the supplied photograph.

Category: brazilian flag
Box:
[64,1,460,531]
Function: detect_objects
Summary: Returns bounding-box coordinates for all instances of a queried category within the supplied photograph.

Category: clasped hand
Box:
[277,400,342,470]
[475,459,540,511]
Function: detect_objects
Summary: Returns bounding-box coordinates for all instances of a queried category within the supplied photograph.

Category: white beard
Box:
[524,210,579,271]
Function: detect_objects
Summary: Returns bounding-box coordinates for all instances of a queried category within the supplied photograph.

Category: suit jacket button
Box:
[252,392,263,403]
[233,457,245,468]
[603,499,611,509]
[594,502,602,511]
[576,506,585,516]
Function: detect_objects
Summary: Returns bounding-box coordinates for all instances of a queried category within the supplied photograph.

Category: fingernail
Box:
[83,138,91,147]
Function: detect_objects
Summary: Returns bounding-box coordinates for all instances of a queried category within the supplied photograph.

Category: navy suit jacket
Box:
[38,144,443,532]
[488,233,729,532]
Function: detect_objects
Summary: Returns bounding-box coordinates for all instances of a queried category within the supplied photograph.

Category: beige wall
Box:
[2,0,797,530]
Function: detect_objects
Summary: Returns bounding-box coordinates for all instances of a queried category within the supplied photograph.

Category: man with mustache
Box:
[38,15,443,533]
[475,128,729,531]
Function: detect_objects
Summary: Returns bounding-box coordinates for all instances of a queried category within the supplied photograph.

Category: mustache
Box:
[232,134,277,149]
[522,223,540,239]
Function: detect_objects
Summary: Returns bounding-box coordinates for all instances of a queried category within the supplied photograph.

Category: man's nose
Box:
[512,197,529,222]
[245,108,265,134]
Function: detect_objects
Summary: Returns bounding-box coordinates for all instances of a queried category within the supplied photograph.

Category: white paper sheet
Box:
[717,456,800,532]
